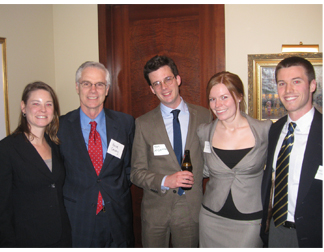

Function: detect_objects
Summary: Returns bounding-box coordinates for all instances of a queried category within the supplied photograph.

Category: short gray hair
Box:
[75,61,111,88]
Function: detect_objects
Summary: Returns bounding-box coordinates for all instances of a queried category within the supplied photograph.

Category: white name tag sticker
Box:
[315,165,323,181]
[107,139,124,159]
[204,141,211,153]
[153,144,169,156]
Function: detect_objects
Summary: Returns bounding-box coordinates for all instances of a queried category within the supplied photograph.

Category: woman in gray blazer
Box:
[197,72,271,247]
[0,82,71,247]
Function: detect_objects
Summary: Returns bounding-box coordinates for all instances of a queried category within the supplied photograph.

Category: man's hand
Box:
[163,171,194,189]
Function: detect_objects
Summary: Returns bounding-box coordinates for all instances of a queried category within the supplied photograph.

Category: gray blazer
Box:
[197,113,271,214]
[131,102,212,222]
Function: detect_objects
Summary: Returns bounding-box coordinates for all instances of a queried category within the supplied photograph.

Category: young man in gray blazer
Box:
[260,56,322,247]
[131,55,212,247]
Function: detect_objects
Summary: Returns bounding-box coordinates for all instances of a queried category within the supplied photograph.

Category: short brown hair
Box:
[143,55,179,86]
[275,56,316,84]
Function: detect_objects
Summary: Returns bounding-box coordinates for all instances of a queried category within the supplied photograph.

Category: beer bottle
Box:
[181,150,193,190]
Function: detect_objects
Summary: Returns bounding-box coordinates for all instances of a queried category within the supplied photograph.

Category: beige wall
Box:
[0,4,55,133]
[225,4,322,104]
[53,4,99,116]
[0,4,322,136]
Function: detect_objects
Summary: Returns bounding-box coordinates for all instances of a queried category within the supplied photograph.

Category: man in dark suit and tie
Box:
[130,55,212,247]
[260,56,322,247]
[57,61,135,247]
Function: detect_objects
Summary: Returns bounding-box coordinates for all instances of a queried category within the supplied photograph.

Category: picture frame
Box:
[0,37,10,140]
[248,52,322,121]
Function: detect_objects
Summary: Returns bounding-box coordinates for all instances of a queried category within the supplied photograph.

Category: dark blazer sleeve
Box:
[294,109,322,247]
[130,107,169,196]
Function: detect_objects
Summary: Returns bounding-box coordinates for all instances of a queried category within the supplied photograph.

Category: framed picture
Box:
[0,37,10,140]
[248,52,322,121]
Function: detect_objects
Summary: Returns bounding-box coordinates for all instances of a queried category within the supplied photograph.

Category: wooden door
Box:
[98,4,225,247]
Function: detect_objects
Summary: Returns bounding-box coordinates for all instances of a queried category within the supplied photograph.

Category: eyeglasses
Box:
[79,81,107,89]
[151,76,175,89]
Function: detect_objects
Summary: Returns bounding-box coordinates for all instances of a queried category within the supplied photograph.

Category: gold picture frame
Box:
[1,37,10,139]
[248,52,322,121]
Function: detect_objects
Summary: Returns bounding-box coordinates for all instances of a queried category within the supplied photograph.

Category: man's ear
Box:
[310,79,317,93]
[176,75,181,87]
[150,85,156,95]
[76,82,80,95]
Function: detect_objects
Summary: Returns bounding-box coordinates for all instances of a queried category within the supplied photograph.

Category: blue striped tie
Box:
[273,122,296,227]
[171,109,184,196]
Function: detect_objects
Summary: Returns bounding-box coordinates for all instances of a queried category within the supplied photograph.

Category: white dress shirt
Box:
[272,107,314,222]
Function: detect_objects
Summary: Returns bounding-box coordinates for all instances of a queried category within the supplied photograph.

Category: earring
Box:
[22,112,26,117]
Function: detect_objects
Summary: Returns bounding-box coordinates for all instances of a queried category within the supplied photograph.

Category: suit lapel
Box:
[13,133,54,180]
[67,108,97,176]
[46,135,63,182]
[184,103,197,151]
[269,117,287,168]
[152,105,179,166]
[263,117,287,204]
[296,110,322,208]
[102,109,120,168]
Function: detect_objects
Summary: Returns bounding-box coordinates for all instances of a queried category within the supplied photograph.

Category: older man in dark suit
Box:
[260,56,322,248]
[58,61,134,247]
[131,55,212,247]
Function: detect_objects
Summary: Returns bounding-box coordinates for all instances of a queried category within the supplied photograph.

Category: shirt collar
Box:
[160,97,187,117]
[80,108,105,129]
[287,106,314,133]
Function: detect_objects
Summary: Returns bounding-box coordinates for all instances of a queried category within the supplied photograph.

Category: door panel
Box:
[98,4,224,247]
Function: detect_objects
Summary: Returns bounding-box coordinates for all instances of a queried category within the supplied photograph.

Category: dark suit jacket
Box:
[57,108,135,247]
[130,103,212,224]
[261,109,323,248]
[0,133,71,247]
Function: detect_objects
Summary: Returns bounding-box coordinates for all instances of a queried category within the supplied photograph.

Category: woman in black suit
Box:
[0,81,71,247]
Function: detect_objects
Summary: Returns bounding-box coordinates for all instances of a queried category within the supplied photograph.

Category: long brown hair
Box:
[13,81,61,144]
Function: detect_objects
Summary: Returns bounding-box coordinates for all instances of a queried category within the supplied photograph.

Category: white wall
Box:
[0,4,322,136]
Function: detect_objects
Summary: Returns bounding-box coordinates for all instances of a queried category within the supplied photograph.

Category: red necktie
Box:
[88,121,103,214]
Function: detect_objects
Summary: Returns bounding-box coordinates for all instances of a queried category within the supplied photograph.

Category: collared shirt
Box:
[160,97,190,155]
[80,108,107,160]
[272,107,314,222]
[160,97,190,190]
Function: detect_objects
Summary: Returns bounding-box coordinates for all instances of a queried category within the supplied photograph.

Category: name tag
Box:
[153,144,169,156]
[315,165,323,181]
[107,139,124,159]
[204,141,211,153]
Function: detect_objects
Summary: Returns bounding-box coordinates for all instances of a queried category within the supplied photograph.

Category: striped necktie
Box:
[273,122,296,227]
